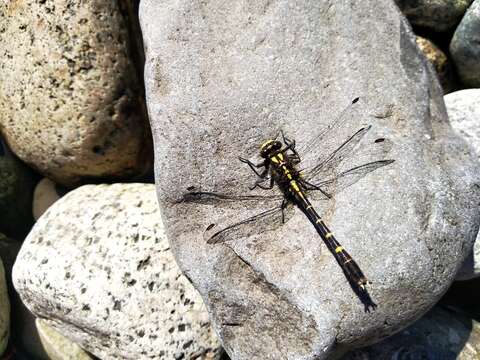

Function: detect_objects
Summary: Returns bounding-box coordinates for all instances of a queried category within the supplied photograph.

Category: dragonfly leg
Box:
[239,157,267,177]
[281,134,301,162]
[250,175,274,191]
[281,198,288,223]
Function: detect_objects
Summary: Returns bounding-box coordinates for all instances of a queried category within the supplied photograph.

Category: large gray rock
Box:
[0,1,152,186]
[13,184,222,359]
[450,0,480,87]
[445,89,480,280]
[141,1,480,359]
[342,306,480,359]
[396,0,473,32]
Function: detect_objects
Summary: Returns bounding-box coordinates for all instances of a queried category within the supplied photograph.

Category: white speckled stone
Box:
[445,89,480,280]
[13,183,222,359]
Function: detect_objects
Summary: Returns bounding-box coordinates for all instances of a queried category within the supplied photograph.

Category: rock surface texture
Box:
[342,306,480,359]
[450,0,480,87]
[36,319,92,360]
[445,89,480,280]
[0,1,151,186]
[396,0,473,32]
[13,184,222,359]
[32,178,65,221]
[0,233,47,359]
[415,36,454,93]
[142,1,480,359]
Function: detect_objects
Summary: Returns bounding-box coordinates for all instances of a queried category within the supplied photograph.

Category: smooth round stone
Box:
[0,1,152,186]
[445,89,480,280]
[415,36,454,93]
[396,0,474,32]
[32,178,66,221]
[13,183,222,359]
[0,259,10,357]
[450,0,480,87]
[36,319,92,360]
[141,0,480,358]
[342,306,480,359]
[0,140,35,238]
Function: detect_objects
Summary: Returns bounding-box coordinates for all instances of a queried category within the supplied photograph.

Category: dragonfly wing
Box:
[297,97,360,160]
[307,160,395,200]
[301,126,372,183]
[205,204,295,244]
[179,191,284,205]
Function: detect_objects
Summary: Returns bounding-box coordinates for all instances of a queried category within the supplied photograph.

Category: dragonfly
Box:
[179,98,394,291]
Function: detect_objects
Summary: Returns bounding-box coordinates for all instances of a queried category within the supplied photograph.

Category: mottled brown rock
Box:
[416,36,455,93]
[0,0,152,186]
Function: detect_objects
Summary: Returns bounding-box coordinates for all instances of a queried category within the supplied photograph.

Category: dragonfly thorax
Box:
[260,139,282,158]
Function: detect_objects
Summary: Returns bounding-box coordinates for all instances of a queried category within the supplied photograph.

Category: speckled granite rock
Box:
[1,233,49,360]
[415,36,454,93]
[342,306,480,359]
[36,319,92,360]
[0,258,10,356]
[396,0,473,32]
[32,178,66,221]
[0,139,35,238]
[13,184,222,360]
[450,0,480,87]
[0,1,152,186]
[141,1,480,359]
[445,89,480,280]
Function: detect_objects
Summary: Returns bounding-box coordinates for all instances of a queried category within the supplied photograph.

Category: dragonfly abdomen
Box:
[295,192,369,289]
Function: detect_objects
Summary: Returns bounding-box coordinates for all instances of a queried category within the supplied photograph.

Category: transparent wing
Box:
[179,191,284,205]
[308,160,395,199]
[301,125,371,183]
[205,204,295,244]
[297,97,361,167]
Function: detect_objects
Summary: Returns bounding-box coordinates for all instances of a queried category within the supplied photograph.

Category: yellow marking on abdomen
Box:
[290,181,300,192]
[271,156,279,164]
[305,205,313,210]
[261,139,274,150]
[326,232,334,239]
[278,153,284,161]
[335,246,343,253]
[316,219,323,224]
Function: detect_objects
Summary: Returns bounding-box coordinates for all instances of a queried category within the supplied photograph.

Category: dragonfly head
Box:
[260,139,282,158]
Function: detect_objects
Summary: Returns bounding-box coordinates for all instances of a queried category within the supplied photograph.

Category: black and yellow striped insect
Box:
[181,98,394,292]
